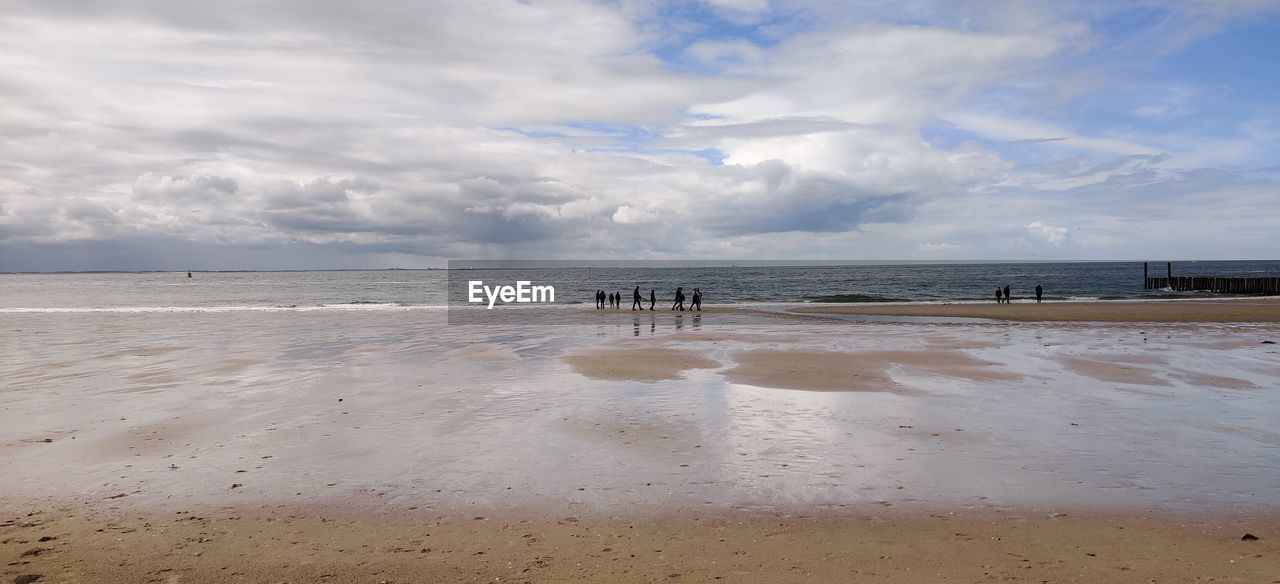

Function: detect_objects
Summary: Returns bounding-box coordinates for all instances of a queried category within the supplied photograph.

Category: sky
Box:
[1,0,1278,271]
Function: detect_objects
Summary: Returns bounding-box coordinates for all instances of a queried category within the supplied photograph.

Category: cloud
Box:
[1025,221,1069,245]
[0,0,1277,270]
[945,113,1160,156]
[612,205,659,224]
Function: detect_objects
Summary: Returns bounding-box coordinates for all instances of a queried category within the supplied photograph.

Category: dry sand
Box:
[792,297,1280,322]
[3,504,1277,584]
[721,348,1022,392]
[723,350,900,392]
[563,347,721,381]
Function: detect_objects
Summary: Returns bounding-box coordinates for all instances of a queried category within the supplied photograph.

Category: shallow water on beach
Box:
[2,309,1278,515]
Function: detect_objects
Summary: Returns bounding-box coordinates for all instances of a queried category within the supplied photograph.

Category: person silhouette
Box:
[632,286,642,310]
[649,289,656,310]
[1003,285,1011,304]
[1035,284,1043,303]
[690,288,702,311]
[672,287,685,311]
[615,291,621,309]
[995,286,1003,304]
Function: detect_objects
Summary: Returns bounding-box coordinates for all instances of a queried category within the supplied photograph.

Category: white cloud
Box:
[1025,221,1070,245]
[0,0,1276,269]
[612,205,659,224]
[945,113,1161,156]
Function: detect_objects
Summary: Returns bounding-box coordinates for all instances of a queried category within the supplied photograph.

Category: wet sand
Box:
[3,305,1279,581]
[4,504,1278,584]
[792,297,1280,322]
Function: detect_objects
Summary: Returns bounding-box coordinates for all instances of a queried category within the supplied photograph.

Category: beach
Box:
[6,505,1279,583]
[3,299,1279,581]
[5,0,1279,575]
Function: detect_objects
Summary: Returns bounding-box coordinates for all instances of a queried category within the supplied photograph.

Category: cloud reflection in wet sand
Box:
[1,309,1277,515]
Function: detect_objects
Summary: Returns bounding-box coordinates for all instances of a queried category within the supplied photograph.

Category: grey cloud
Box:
[0,1,1273,269]
[696,160,919,235]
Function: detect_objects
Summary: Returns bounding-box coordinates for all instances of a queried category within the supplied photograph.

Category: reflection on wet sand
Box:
[0,308,1278,517]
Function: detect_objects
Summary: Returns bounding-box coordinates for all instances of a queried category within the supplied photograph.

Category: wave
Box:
[804,293,901,303]
[0,304,445,314]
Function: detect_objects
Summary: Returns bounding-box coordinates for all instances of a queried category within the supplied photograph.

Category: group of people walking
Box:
[597,286,703,311]
[996,284,1044,304]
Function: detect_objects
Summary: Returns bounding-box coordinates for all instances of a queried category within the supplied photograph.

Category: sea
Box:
[1,260,1278,311]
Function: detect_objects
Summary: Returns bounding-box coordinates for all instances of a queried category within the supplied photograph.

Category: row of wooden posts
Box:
[1143,262,1280,294]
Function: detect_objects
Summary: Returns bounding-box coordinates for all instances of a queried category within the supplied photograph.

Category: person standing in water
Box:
[1003,285,1011,304]
[649,289,656,310]
[995,286,1003,304]
[1035,284,1043,303]
[672,287,685,311]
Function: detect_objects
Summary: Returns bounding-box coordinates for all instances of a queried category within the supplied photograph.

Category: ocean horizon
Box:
[3,260,1278,312]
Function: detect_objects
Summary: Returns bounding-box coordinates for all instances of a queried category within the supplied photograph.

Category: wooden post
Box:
[1144,262,1149,288]
[1167,262,1172,283]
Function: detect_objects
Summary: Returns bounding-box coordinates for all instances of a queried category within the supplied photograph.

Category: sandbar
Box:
[722,348,1022,392]
[563,347,720,381]
[793,297,1280,322]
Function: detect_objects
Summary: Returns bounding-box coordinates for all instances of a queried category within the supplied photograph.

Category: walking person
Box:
[1035,284,1043,303]
[632,286,642,310]
[671,287,685,311]
[649,289,656,311]
[596,290,603,309]
[1003,285,1011,304]
[690,288,702,311]
[995,286,1003,304]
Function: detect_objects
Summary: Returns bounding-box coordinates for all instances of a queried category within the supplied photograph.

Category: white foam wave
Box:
[0,304,446,314]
